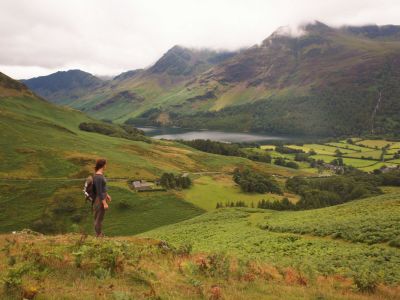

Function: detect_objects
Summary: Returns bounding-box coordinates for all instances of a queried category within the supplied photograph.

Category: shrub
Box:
[52,199,76,214]
[275,145,304,154]
[70,213,83,223]
[353,268,379,293]
[31,216,58,234]
[388,238,400,248]
[286,161,299,169]
[118,200,131,210]
[197,253,231,278]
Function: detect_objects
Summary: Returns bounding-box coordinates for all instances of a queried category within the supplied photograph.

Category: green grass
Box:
[92,183,204,236]
[258,193,400,246]
[309,154,377,168]
[142,199,400,284]
[2,233,397,300]
[355,139,395,148]
[387,159,400,164]
[325,142,372,152]
[180,175,298,211]
[288,144,354,155]
[0,181,61,232]
[0,180,204,236]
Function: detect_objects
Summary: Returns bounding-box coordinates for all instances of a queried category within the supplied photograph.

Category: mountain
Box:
[22,22,400,137]
[131,22,400,137]
[21,69,104,104]
[22,47,238,122]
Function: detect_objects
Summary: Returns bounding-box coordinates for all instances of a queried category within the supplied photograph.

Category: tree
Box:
[335,149,343,157]
[233,168,282,195]
[286,161,299,169]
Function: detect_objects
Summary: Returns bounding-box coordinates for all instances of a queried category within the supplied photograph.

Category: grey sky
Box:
[1,0,399,79]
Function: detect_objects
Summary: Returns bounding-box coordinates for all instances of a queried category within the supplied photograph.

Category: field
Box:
[179,175,299,211]
[143,193,400,285]
[259,139,400,173]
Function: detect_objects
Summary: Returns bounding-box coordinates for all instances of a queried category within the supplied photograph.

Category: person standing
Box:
[93,159,111,237]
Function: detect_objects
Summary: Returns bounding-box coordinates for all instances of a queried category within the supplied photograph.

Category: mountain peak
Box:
[21,69,103,103]
[148,45,235,77]
[0,72,29,92]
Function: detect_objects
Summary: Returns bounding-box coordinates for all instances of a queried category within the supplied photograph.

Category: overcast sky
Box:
[1,0,399,79]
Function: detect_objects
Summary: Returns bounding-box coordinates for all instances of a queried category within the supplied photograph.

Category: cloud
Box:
[1,0,400,78]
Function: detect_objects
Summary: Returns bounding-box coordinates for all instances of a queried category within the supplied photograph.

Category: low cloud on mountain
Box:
[1,0,400,78]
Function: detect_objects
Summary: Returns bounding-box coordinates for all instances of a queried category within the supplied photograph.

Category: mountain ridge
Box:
[21,22,400,137]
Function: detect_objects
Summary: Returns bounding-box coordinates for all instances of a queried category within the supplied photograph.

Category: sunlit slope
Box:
[142,193,400,284]
[1,90,302,179]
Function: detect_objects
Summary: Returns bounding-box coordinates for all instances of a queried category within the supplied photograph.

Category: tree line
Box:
[79,122,150,143]
[181,139,272,163]
[257,169,400,211]
[160,173,192,190]
[233,168,282,194]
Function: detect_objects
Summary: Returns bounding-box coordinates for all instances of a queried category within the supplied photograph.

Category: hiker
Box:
[93,158,111,237]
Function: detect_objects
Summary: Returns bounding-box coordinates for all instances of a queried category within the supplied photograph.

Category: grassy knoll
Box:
[179,175,299,211]
[2,233,399,300]
[143,194,400,285]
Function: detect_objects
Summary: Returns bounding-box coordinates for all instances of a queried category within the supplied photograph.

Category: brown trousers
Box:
[93,198,105,236]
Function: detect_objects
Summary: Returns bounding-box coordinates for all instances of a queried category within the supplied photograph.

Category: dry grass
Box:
[1,232,399,300]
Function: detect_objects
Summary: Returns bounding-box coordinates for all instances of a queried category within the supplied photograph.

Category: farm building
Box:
[323,163,344,174]
[132,180,153,191]
[380,165,400,173]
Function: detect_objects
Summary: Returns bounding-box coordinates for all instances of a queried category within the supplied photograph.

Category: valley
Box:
[1,20,400,299]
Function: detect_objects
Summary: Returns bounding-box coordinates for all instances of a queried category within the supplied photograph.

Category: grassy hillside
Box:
[2,233,400,300]
[142,193,400,285]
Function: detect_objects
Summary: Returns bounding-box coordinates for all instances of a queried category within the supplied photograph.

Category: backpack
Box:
[83,175,96,205]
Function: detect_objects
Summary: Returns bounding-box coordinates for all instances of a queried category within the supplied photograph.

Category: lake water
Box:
[138,127,289,143]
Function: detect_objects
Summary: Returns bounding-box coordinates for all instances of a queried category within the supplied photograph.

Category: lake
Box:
[138,127,290,143]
